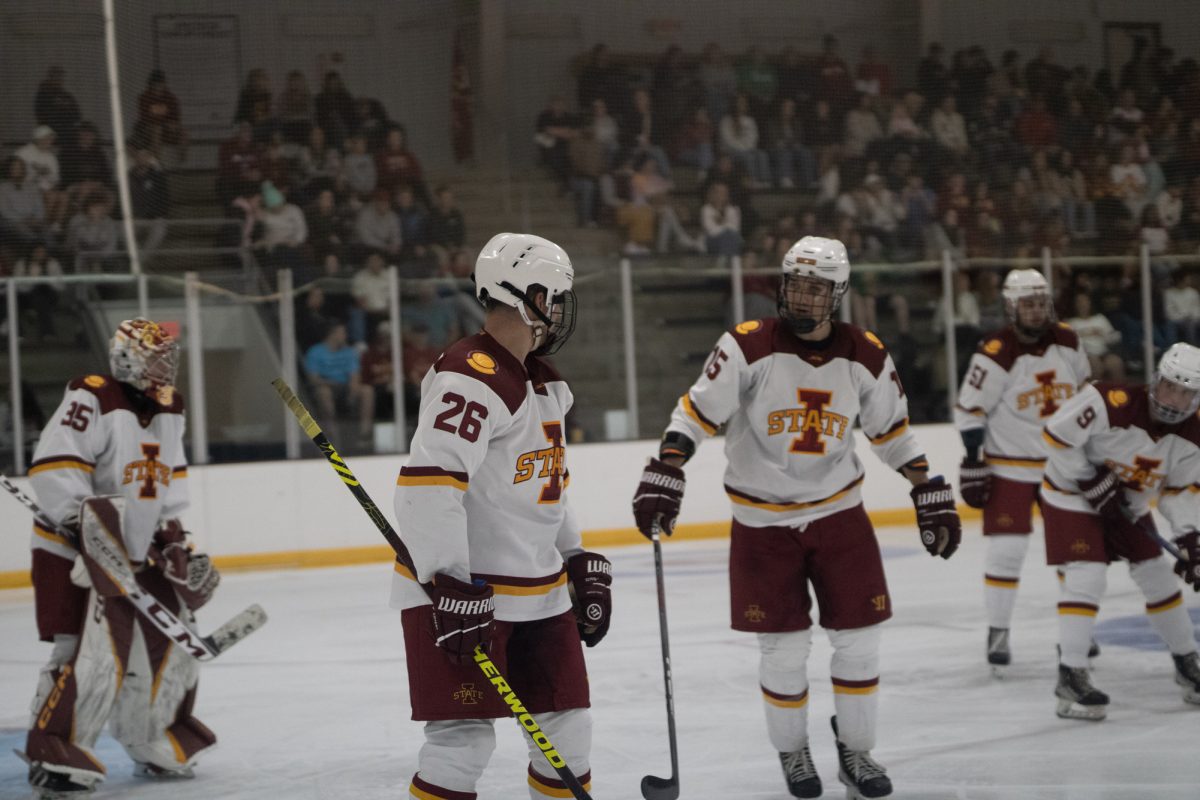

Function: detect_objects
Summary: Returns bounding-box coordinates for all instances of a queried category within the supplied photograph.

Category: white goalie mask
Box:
[778,236,850,335]
[473,232,577,355]
[109,318,178,397]
[1002,269,1054,339]
[1150,343,1200,426]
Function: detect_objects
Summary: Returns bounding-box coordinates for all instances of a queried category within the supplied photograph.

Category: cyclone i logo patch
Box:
[864,331,885,350]
[467,351,498,375]
[735,320,761,334]
[1071,539,1090,555]
[1107,388,1129,407]
[984,339,1003,356]
[84,375,106,388]
[744,604,767,623]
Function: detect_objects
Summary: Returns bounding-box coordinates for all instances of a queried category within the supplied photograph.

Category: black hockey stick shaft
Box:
[271,379,593,800]
[641,523,680,800]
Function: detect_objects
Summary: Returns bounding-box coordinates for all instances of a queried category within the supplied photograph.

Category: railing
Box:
[3,246,1196,474]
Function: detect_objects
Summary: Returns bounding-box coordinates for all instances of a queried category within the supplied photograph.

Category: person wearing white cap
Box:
[16,125,68,228]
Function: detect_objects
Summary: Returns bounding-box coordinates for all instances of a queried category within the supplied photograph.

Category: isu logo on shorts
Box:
[1106,456,1164,492]
[744,604,767,623]
[122,442,171,499]
[1071,539,1090,556]
[453,684,484,705]
[1016,370,1074,418]
[767,389,850,455]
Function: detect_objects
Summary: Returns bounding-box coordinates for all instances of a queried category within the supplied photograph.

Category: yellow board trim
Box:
[681,394,717,435]
[832,684,879,696]
[1147,595,1183,614]
[0,504,984,591]
[1058,607,1098,617]
[395,475,469,491]
[762,692,809,709]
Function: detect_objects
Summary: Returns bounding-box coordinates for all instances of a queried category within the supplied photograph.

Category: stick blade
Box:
[203,604,269,655]
[641,774,679,800]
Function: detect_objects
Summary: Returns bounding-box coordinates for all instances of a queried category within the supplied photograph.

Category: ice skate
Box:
[779,745,822,798]
[27,762,96,799]
[831,717,891,799]
[1056,640,1101,664]
[1173,652,1200,705]
[133,762,196,780]
[1055,664,1109,720]
[987,627,1010,676]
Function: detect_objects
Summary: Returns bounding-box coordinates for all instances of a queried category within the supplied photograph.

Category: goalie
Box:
[22,318,220,798]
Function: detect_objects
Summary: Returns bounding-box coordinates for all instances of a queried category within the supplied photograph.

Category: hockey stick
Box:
[271,378,593,800]
[641,521,680,800]
[1,475,267,661]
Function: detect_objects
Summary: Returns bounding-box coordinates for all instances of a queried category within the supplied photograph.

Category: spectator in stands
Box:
[899,173,937,253]
[343,133,378,200]
[1003,178,1039,255]
[1066,291,1124,379]
[806,98,842,159]
[1012,94,1058,150]
[630,156,703,254]
[1060,97,1101,161]
[1028,148,1067,217]
[859,174,904,258]
[0,157,47,249]
[34,66,81,145]
[814,34,854,113]
[376,126,427,204]
[535,96,577,191]
[652,45,693,133]
[351,97,392,151]
[925,206,967,263]
[1165,271,1200,345]
[254,181,310,279]
[700,181,742,256]
[426,186,465,266]
[1155,183,1184,233]
[930,95,969,160]
[17,126,67,228]
[815,150,841,211]
[767,97,816,189]
[1058,150,1096,238]
[129,145,169,253]
[296,286,334,352]
[917,43,950,105]
[217,122,263,206]
[933,269,981,381]
[856,45,894,98]
[736,47,778,121]
[304,321,375,447]
[1111,143,1149,216]
[349,251,391,344]
[404,281,461,349]
[776,47,808,107]
[844,92,883,158]
[719,93,770,188]
[134,70,185,157]
[886,100,927,143]
[60,122,112,209]
[1109,88,1144,142]
[360,321,396,422]
[576,44,628,118]
[590,98,620,164]
[306,188,349,263]
[671,107,715,180]
[699,43,739,129]
[401,321,441,417]
[235,68,276,140]
[315,71,356,148]
[1024,47,1070,112]
[259,132,293,194]
[623,88,672,177]
[12,242,63,341]
[355,188,402,258]
[393,186,429,266]
[278,70,313,143]
[66,194,120,272]
[296,126,343,204]
[569,124,606,228]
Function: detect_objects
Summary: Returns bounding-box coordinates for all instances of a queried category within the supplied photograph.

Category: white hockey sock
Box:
[983,534,1031,629]
[1131,559,1197,655]
[526,709,592,799]
[1057,562,1105,668]
[415,719,495,796]
[758,631,812,753]
[829,625,881,752]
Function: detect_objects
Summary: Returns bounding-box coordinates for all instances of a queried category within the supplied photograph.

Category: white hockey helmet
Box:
[109,318,178,395]
[1002,268,1054,338]
[778,236,850,334]
[473,232,576,355]
[1150,342,1200,425]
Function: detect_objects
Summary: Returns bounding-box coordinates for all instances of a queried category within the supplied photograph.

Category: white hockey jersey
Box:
[29,375,188,563]
[953,324,1091,483]
[1041,381,1200,536]
[664,319,925,528]
[390,331,582,622]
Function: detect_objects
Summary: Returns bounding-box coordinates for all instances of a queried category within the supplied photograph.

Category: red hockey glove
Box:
[150,519,220,610]
[911,476,961,559]
[428,574,495,664]
[566,552,612,647]
[632,458,686,537]
[1174,531,1200,591]
[958,458,991,509]
[1078,468,1142,560]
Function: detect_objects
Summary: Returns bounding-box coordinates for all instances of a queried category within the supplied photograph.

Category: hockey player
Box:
[23,318,219,798]
[391,233,612,800]
[631,236,961,800]
[1041,342,1200,720]
[953,269,1091,670]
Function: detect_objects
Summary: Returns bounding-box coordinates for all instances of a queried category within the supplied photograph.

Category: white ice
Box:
[2,523,1198,800]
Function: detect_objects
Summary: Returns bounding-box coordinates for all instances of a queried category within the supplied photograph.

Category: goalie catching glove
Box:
[150,519,220,610]
[566,551,612,647]
[428,574,495,664]
[911,476,961,559]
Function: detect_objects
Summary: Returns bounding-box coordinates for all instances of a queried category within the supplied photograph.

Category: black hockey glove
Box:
[428,574,495,664]
[150,519,220,610]
[566,551,612,647]
[958,458,991,509]
[911,476,961,559]
[1174,531,1200,591]
[1078,468,1142,560]
[632,458,686,537]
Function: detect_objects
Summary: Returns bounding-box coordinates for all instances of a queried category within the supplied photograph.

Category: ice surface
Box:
[1,523,1198,799]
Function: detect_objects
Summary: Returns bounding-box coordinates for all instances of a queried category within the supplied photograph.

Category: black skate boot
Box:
[830,717,891,799]
[27,762,95,799]
[1173,652,1200,705]
[779,746,822,798]
[1055,664,1109,720]
[987,627,1011,674]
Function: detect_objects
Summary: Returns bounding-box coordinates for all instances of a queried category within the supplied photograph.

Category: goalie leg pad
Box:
[1130,558,1197,656]
[1057,562,1106,668]
[525,708,592,799]
[758,630,813,752]
[413,719,496,796]
[828,624,882,752]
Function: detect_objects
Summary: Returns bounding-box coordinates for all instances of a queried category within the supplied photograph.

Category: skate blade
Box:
[1055,698,1106,720]
[133,763,195,780]
[1176,675,1200,705]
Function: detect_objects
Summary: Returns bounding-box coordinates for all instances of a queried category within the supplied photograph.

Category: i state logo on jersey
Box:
[121,443,172,499]
[1016,370,1074,418]
[767,389,850,455]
